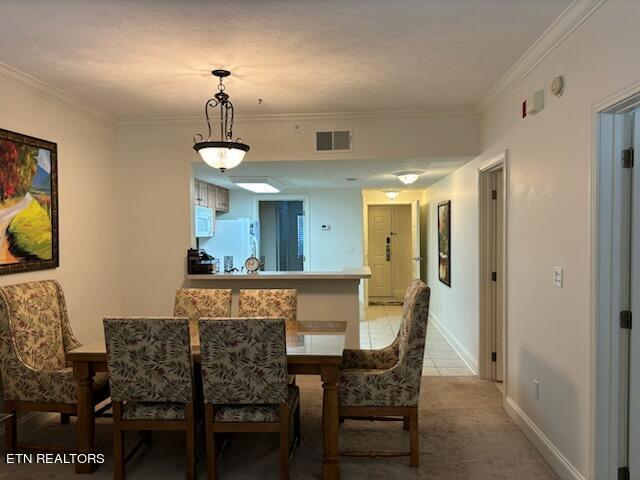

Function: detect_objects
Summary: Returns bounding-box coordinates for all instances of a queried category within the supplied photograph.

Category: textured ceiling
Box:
[193,157,472,191]
[0,0,570,119]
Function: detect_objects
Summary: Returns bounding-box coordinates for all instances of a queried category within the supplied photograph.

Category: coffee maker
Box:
[187,248,218,274]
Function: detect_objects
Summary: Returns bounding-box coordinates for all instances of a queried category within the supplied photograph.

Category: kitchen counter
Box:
[184,266,370,349]
[186,266,371,281]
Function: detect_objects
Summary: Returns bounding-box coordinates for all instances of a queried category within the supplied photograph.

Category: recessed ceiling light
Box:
[384,191,400,200]
[230,176,282,193]
[395,171,422,185]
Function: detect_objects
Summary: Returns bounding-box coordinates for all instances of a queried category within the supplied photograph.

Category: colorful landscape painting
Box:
[0,128,58,275]
[438,200,451,286]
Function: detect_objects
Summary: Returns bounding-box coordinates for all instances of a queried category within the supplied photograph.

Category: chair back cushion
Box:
[174,288,232,342]
[0,280,66,370]
[104,317,193,403]
[199,317,288,405]
[238,289,297,322]
[397,280,431,392]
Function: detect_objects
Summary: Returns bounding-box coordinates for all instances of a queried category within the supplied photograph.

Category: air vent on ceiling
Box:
[315,130,352,152]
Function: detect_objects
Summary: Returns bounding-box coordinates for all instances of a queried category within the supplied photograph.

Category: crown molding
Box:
[0,61,116,125]
[477,0,608,114]
[117,107,480,127]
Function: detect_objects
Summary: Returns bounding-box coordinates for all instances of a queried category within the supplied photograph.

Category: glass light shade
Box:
[396,172,421,185]
[194,141,250,171]
[384,191,400,200]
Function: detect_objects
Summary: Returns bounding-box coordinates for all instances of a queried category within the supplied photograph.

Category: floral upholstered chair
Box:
[0,280,110,452]
[238,289,297,322]
[104,317,196,480]
[199,318,300,480]
[173,288,232,343]
[338,279,431,467]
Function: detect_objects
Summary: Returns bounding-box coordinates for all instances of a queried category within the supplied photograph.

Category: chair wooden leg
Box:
[403,416,410,430]
[60,413,71,425]
[205,405,216,480]
[113,402,125,480]
[185,403,196,480]
[294,401,301,445]
[279,403,289,480]
[4,410,17,454]
[409,407,419,467]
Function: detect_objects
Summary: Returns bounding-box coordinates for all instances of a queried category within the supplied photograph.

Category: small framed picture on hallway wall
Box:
[0,128,59,275]
[438,200,451,286]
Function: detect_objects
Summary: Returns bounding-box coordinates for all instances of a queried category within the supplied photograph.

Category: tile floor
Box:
[361,305,474,376]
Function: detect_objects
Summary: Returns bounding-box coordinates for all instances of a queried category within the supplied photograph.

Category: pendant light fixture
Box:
[193,69,250,172]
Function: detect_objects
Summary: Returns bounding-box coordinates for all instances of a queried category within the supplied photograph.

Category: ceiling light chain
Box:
[193,69,250,172]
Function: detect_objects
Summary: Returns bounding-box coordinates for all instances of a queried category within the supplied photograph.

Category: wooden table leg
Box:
[321,365,340,480]
[74,361,96,474]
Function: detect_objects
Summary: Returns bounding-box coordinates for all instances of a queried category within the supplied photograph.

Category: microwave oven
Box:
[194,205,214,237]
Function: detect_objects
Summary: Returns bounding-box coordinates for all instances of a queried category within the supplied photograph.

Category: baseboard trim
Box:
[429,312,479,374]
[503,396,586,480]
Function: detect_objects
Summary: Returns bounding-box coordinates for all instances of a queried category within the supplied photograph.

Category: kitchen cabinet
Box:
[215,186,229,213]
[194,179,230,213]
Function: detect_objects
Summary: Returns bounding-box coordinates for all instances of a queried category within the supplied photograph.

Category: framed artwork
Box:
[437,200,451,286]
[0,128,58,275]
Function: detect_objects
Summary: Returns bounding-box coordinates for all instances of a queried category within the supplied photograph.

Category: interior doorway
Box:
[478,152,507,385]
[595,97,639,480]
[258,200,305,272]
[367,204,413,304]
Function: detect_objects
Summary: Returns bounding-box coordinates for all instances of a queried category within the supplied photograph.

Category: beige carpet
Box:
[1,376,559,479]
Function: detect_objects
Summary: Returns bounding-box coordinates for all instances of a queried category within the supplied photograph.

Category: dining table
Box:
[66,320,347,480]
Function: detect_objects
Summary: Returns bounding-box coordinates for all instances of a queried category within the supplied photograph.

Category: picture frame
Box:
[0,128,59,275]
[437,200,451,286]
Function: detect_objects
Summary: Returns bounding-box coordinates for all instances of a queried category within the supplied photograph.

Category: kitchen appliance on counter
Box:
[187,248,218,274]
[199,218,260,272]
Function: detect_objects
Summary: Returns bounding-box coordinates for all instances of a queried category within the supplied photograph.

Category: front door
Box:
[368,206,393,297]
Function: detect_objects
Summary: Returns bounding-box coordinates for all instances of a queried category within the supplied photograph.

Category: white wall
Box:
[425,1,640,477]
[422,159,481,373]
[0,72,122,343]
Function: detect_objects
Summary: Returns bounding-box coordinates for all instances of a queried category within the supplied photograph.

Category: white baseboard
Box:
[503,396,586,480]
[429,312,479,374]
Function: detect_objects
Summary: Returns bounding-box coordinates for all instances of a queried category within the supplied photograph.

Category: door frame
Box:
[592,82,640,480]
[363,200,419,307]
[478,151,508,386]
[253,195,310,271]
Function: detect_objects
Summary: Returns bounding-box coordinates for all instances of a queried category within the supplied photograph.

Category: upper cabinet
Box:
[194,179,229,213]
[215,186,229,213]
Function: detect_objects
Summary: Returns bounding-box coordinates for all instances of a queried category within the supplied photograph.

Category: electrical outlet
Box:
[553,266,563,288]
[533,379,540,400]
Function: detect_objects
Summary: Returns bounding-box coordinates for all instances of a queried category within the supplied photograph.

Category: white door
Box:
[411,200,421,279]
[492,169,505,382]
[629,110,640,480]
[368,206,393,297]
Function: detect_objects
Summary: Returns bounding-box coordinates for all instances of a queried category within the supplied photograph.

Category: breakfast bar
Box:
[184,266,371,349]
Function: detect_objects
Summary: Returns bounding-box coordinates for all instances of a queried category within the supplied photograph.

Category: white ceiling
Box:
[0,0,570,119]
[193,157,472,191]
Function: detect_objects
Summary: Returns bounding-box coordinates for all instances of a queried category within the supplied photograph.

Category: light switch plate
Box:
[321,224,331,231]
[553,266,563,288]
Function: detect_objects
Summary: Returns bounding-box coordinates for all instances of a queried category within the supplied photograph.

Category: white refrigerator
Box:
[200,218,260,271]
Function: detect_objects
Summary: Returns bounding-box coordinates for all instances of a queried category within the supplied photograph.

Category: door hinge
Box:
[492,189,497,200]
[491,352,497,362]
[491,271,497,282]
[618,466,629,480]
[622,148,634,169]
[620,311,632,329]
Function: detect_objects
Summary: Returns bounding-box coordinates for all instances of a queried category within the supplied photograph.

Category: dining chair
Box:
[0,280,110,453]
[338,279,431,467]
[173,288,232,343]
[238,289,298,322]
[104,317,196,480]
[199,317,300,480]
